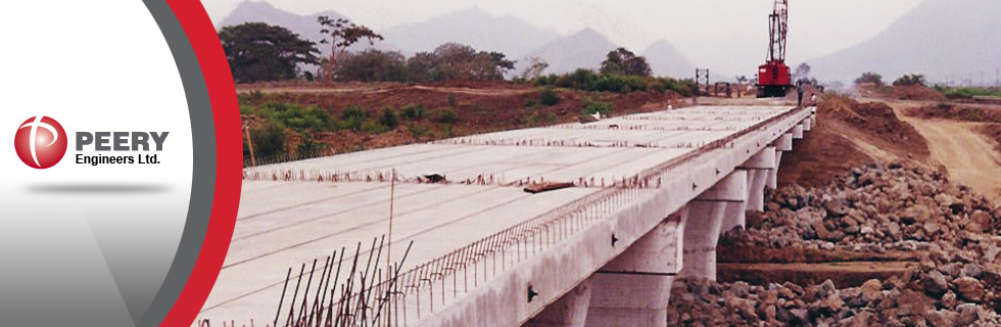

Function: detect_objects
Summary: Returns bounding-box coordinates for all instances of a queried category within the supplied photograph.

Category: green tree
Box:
[519,57,549,80]
[407,52,437,82]
[219,22,320,83]
[336,49,407,82]
[317,16,384,82]
[794,63,812,84]
[600,48,651,77]
[429,43,514,81]
[855,72,884,86]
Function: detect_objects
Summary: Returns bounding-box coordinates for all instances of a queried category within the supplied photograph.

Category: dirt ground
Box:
[890,100,1001,202]
[717,261,913,288]
[776,94,930,188]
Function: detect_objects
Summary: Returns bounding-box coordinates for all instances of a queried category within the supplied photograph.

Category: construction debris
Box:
[524,181,575,194]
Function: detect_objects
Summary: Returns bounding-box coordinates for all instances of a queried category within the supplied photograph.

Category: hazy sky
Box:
[202,0,925,75]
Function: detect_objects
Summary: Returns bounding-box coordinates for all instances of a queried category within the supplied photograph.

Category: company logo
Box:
[14,116,68,169]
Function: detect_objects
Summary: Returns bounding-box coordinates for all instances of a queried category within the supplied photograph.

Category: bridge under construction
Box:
[201,104,815,327]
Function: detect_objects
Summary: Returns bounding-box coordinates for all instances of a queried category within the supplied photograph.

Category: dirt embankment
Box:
[904,103,1001,124]
[981,124,1001,155]
[857,84,947,102]
[777,94,930,188]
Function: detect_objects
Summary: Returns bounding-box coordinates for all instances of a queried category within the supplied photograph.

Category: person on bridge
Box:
[797,83,805,107]
[810,92,817,106]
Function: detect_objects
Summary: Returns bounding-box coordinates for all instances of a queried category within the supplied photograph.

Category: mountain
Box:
[524,28,619,75]
[808,0,1001,83]
[382,8,560,58]
[217,1,395,55]
[642,40,696,79]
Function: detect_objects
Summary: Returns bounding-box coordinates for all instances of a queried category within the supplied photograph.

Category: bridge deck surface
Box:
[200,105,796,324]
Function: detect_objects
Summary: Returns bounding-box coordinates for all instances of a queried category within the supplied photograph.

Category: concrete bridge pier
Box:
[768,133,795,190]
[583,213,686,327]
[680,170,747,281]
[742,147,776,213]
[524,278,594,327]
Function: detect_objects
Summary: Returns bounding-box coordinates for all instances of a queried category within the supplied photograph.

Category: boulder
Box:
[954,277,984,303]
[925,309,960,327]
[922,270,950,297]
[941,291,957,310]
[956,303,979,326]
[971,210,992,232]
[895,289,934,317]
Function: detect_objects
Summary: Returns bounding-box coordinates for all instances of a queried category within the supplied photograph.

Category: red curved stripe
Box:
[160,0,242,326]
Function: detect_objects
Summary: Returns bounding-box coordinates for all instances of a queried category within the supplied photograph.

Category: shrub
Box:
[893,74,926,87]
[250,102,335,132]
[239,104,255,115]
[296,133,327,156]
[409,123,431,138]
[437,107,459,124]
[341,116,364,131]
[539,87,560,106]
[379,107,399,128]
[246,121,287,159]
[440,124,455,137]
[361,121,389,134]
[523,99,539,108]
[239,90,265,103]
[341,105,368,120]
[447,93,457,106]
[531,70,697,96]
[278,105,335,132]
[401,104,425,120]
[582,99,613,117]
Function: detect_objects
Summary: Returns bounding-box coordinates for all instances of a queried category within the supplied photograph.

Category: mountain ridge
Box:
[808,0,1001,83]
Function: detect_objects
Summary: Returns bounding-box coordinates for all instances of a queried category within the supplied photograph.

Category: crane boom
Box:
[767,0,788,62]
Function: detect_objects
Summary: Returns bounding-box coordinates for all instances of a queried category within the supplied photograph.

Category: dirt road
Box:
[892,102,1001,201]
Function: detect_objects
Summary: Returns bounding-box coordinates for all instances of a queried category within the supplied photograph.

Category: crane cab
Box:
[756,61,792,98]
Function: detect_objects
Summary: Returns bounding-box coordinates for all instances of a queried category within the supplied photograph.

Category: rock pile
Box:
[694,162,1001,326]
[722,162,1001,255]
[667,275,1001,327]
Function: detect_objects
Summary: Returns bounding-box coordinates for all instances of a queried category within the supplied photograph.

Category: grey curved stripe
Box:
[139,1,218,327]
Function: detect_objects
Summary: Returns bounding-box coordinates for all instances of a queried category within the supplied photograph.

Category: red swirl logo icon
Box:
[14,116,67,169]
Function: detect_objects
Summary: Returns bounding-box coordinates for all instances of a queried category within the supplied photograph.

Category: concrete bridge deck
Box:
[200,105,815,327]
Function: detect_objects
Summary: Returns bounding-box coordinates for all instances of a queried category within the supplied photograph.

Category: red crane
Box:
[756,0,793,98]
